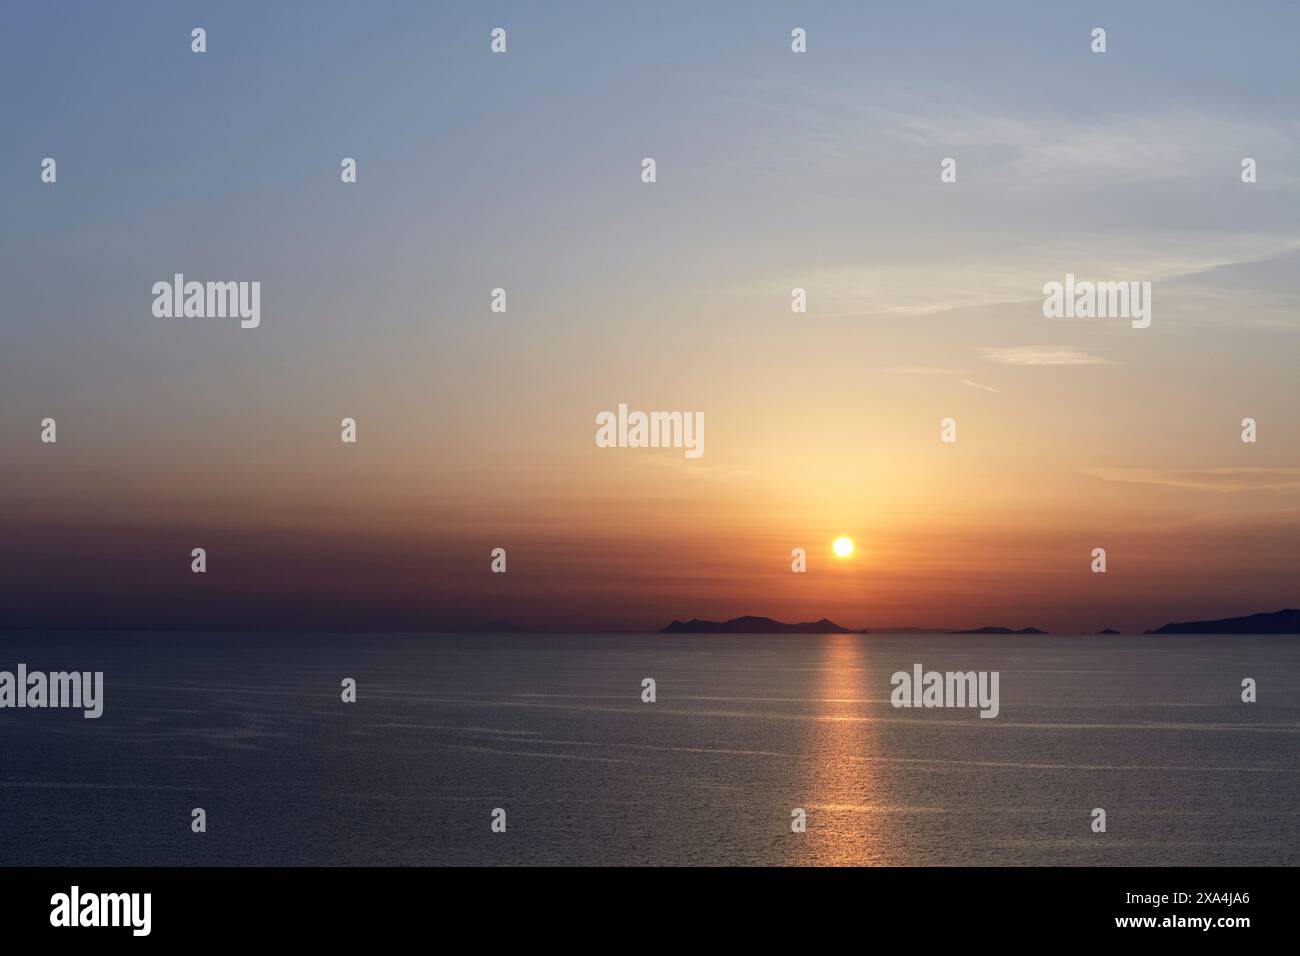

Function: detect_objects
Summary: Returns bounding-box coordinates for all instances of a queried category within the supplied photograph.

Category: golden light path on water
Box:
[788,633,903,866]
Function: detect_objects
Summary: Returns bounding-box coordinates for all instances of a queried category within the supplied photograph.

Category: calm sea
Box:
[1,631,1296,866]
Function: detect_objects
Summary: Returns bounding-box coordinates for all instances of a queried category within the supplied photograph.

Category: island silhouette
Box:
[1143,608,1298,634]
[660,609,1299,635]
[662,616,856,634]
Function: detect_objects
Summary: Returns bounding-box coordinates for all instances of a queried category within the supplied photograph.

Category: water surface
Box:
[1,631,1296,866]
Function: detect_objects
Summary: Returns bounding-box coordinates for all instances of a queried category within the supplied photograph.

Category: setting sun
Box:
[833,537,855,558]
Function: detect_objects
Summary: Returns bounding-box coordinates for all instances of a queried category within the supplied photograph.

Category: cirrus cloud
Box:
[979,346,1111,366]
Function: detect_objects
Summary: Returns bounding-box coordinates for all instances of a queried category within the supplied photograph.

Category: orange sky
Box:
[3,6,1297,632]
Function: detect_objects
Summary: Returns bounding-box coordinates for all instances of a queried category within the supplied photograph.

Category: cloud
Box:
[1090,468,1300,493]
[879,366,960,376]
[772,234,1300,324]
[880,367,999,392]
[979,346,1110,366]
[739,77,1300,193]
[738,78,1300,324]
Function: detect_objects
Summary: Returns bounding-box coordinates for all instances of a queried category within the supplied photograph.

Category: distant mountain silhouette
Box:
[1144,609,1299,635]
[658,611,1299,637]
[661,616,855,634]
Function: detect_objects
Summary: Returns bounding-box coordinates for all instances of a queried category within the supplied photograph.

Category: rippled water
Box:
[1,631,1296,865]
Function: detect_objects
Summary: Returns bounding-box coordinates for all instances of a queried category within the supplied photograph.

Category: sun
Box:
[832,536,855,558]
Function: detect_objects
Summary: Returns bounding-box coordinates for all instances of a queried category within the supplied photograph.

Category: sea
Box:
[1,631,1296,866]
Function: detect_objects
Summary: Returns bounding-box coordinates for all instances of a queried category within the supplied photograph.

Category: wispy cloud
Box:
[1091,468,1300,493]
[737,77,1300,323]
[738,77,1300,192]
[880,367,960,376]
[879,367,1000,393]
[772,235,1300,324]
[980,346,1110,367]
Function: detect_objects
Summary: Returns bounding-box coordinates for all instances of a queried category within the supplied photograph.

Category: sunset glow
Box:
[1,4,1296,639]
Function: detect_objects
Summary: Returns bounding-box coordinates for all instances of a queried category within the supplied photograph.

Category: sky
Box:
[2,1,1297,633]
